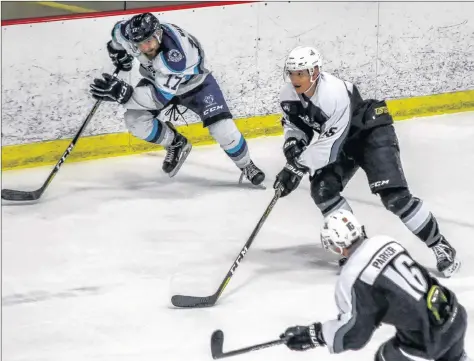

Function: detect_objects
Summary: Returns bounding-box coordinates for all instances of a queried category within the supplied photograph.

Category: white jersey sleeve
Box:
[110,20,137,54]
[279,84,312,145]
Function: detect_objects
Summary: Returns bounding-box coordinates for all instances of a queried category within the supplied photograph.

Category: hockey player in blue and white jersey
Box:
[273,46,460,277]
[89,13,265,184]
[281,210,469,361]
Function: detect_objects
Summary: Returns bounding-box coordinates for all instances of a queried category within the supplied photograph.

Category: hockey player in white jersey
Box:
[281,210,469,361]
[273,46,460,277]
[89,13,265,184]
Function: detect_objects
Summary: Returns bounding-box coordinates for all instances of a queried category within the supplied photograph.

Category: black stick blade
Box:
[1,189,41,201]
[171,294,217,308]
[211,330,224,359]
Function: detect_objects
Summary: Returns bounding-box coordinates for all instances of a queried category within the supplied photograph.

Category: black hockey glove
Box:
[281,322,325,351]
[90,73,133,104]
[107,41,134,72]
[283,137,307,163]
[273,162,308,197]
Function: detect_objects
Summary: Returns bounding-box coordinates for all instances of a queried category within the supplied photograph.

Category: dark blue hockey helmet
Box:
[127,12,162,44]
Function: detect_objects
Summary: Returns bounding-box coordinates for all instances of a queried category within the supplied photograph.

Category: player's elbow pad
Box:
[343,325,376,352]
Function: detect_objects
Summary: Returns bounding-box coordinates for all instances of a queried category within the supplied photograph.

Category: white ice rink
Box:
[2,112,474,361]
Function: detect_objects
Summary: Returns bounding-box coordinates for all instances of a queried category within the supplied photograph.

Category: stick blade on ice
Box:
[171,294,217,308]
[211,330,224,359]
[1,189,41,201]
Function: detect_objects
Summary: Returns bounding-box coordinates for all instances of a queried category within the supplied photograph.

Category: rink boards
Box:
[2,1,474,170]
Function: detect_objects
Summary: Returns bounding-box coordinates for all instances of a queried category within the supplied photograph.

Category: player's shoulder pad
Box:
[111,20,128,41]
[336,236,404,296]
[280,83,299,102]
[318,72,350,112]
[160,24,187,73]
[340,236,400,276]
[280,83,301,115]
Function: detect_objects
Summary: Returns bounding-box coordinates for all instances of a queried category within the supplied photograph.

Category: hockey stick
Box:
[1,68,120,201]
[171,188,282,308]
[211,329,286,359]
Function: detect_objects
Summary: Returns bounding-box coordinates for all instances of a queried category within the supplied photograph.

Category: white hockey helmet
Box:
[320,210,365,255]
[284,46,323,79]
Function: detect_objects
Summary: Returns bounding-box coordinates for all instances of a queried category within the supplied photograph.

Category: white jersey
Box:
[111,21,209,111]
[279,72,355,174]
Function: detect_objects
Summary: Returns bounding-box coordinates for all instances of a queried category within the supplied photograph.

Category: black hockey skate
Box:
[238,160,265,187]
[431,238,461,278]
[162,126,192,178]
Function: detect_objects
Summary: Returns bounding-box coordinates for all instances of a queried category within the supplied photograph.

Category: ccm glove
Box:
[283,137,307,163]
[90,73,133,104]
[107,41,134,71]
[273,162,308,197]
[281,322,325,351]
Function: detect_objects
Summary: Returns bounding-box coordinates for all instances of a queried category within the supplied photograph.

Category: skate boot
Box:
[162,125,192,178]
[238,160,265,186]
[431,237,461,278]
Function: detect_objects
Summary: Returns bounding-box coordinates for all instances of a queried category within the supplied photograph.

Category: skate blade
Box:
[247,183,266,190]
[238,173,266,190]
[442,258,461,278]
[168,143,192,178]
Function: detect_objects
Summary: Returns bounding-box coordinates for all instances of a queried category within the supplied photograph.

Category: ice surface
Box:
[2,111,474,361]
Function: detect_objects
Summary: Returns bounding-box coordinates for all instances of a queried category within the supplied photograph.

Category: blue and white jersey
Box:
[111,21,209,110]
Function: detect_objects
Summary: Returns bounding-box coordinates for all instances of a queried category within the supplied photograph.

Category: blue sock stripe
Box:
[230,142,248,162]
[145,119,162,143]
[225,135,247,157]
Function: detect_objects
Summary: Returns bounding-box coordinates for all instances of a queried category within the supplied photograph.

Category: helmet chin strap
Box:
[301,68,320,95]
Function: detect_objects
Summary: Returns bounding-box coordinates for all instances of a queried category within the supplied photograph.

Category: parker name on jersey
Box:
[321,235,452,355]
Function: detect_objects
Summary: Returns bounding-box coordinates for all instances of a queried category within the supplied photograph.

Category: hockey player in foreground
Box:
[273,45,460,277]
[281,210,469,361]
[89,13,265,184]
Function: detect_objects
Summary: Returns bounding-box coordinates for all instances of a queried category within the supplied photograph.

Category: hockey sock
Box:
[398,197,442,247]
[208,118,250,168]
[144,118,175,147]
[317,195,353,217]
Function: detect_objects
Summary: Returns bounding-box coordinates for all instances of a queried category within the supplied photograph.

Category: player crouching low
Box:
[281,210,469,361]
[274,46,460,277]
[89,13,265,185]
